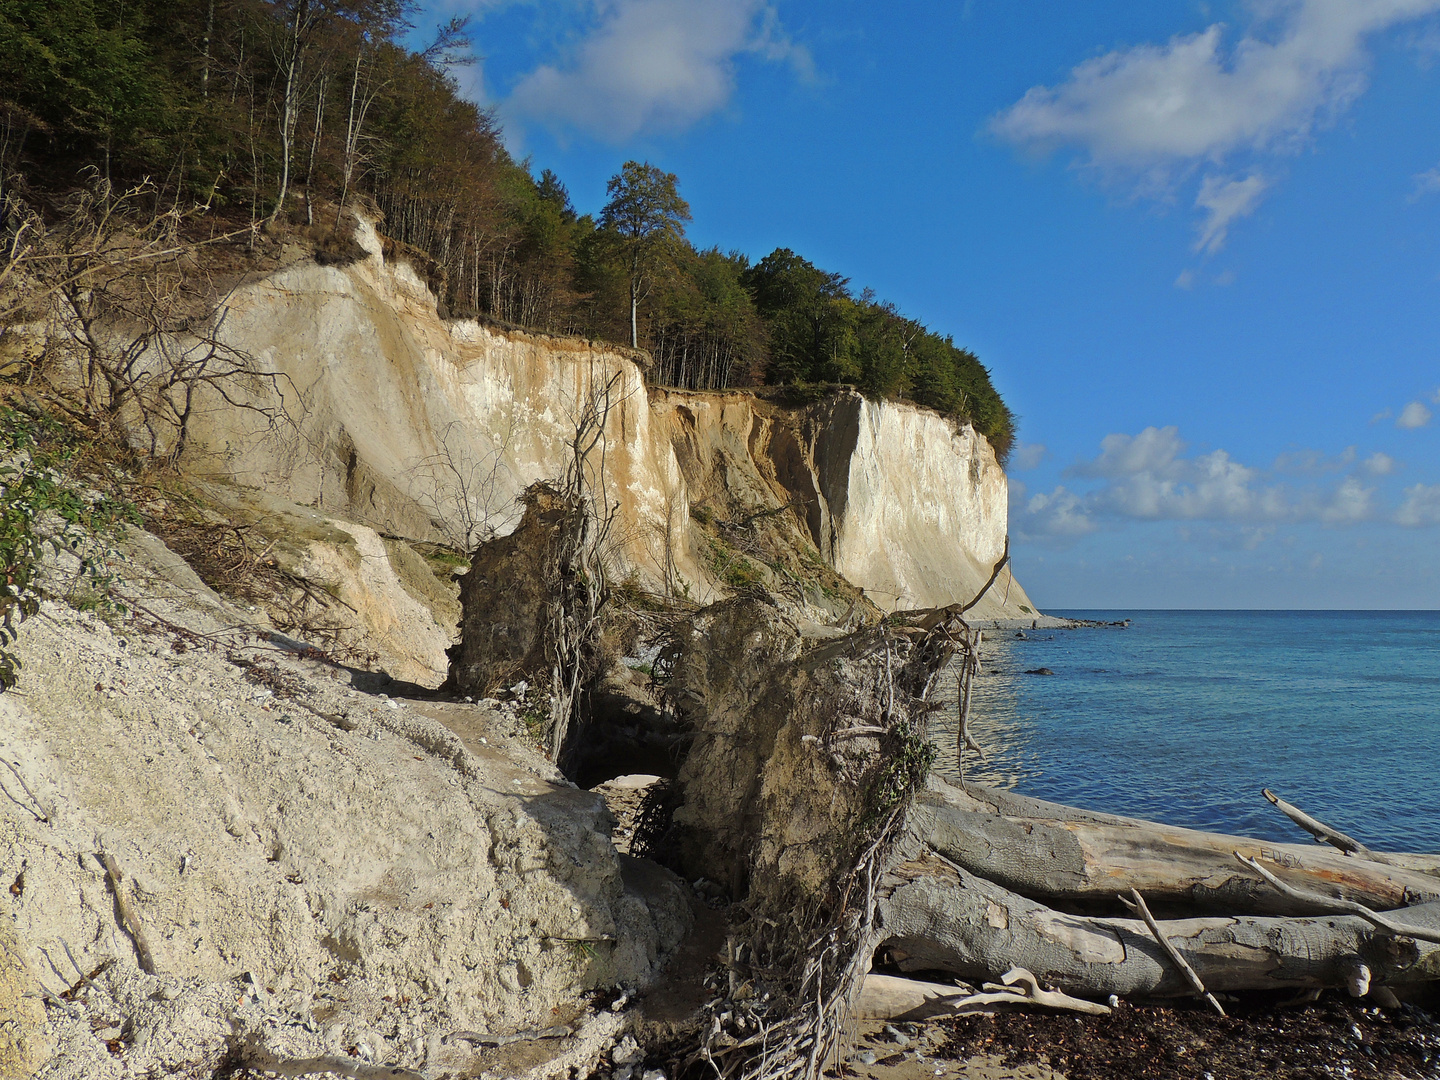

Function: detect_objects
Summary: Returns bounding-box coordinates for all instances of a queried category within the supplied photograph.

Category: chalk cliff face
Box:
[810,394,1033,615]
[183,220,1035,635]
[648,389,1035,617]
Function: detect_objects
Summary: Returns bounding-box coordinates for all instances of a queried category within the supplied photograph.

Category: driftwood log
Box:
[877,773,1440,1001]
[910,778,1440,915]
[877,850,1440,999]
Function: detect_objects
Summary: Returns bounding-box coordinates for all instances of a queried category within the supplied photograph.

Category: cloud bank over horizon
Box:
[1012,423,1436,545]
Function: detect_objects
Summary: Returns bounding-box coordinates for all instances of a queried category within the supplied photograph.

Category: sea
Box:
[927,610,1440,854]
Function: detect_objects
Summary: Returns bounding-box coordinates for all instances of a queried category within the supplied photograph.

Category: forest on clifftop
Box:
[0,0,1014,457]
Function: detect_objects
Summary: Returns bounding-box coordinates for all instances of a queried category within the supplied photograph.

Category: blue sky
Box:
[414,0,1440,609]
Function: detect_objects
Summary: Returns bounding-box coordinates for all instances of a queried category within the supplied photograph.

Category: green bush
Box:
[0,405,138,689]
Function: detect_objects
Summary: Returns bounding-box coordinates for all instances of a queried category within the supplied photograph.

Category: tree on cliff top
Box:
[599,160,690,348]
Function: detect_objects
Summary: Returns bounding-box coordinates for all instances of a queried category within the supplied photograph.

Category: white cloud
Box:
[1023,426,1386,542]
[993,2,1440,168]
[1397,400,1434,428]
[1010,442,1048,470]
[1411,165,1440,199]
[1273,445,1356,474]
[507,0,810,141]
[1361,451,1399,475]
[1396,483,1440,525]
[1091,447,1285,521]
[990,0,1440,248]
[1175,268,1196,289]
[1194,173,1268,253]
[1433,386,1440,404]
[1068,425,1187,479]
[1318,477,1376,524]
[1013,485,1098,540]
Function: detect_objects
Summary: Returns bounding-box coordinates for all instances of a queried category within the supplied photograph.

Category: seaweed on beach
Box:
[935,993,1440,1080]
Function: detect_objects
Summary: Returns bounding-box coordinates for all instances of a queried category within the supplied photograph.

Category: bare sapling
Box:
[3,176,292,461]
[544,365,628,770]
[411,420,516,552]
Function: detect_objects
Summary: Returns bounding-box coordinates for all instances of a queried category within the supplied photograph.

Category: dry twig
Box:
[1119,888,1225,1015]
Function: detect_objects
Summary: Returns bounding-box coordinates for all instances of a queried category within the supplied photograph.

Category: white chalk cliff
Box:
[184,218,1036,632]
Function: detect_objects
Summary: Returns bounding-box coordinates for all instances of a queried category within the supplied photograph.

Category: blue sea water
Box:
[927,610,1440,854]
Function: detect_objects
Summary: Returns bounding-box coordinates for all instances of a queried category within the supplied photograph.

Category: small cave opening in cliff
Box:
[568,684,691,865]
[568,684,690,790]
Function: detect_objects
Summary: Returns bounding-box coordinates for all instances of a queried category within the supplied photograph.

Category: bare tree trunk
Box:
[302,74,326,225]
[629,273,638,349]
[271,0,312,224]
[878,854,1440,999]
[201,0,215,99]
[910,777,1440,915]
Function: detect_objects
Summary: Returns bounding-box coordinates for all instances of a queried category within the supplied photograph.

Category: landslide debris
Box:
[0,517,691,1079]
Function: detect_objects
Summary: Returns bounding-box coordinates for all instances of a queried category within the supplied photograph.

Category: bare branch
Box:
[1234,852,1440,945]
[1118,888,1226,1015]
[1262,788,1370,856]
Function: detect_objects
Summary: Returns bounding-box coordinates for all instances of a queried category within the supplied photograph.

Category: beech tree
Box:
[599,160,690,349]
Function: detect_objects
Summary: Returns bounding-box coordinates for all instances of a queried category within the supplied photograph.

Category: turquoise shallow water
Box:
[927,610,1440,853]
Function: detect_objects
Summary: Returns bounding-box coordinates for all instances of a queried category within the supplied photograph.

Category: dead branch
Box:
[444,1025,572,1047]
[235,1043,425,1079]
[957,536,1010,616]
[1234,853,1440,945]
[0,759,48,823]
[1119,888,1225,1016]
[1262,787,1370,856]
[949,968,1112,1017]
[97,851,157,975]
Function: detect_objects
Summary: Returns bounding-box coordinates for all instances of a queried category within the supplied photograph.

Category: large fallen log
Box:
[911,778,1440,914]
[935,778,1440,878]
[877,853,1440,999]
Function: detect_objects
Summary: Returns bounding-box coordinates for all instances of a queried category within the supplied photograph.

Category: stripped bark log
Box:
[935,778,1440,877]
[876,853,1440,998]
[910,777,1440,915]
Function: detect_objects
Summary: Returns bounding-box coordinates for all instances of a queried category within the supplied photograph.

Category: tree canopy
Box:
[598,161,690,348]
[0,0,1013,458]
